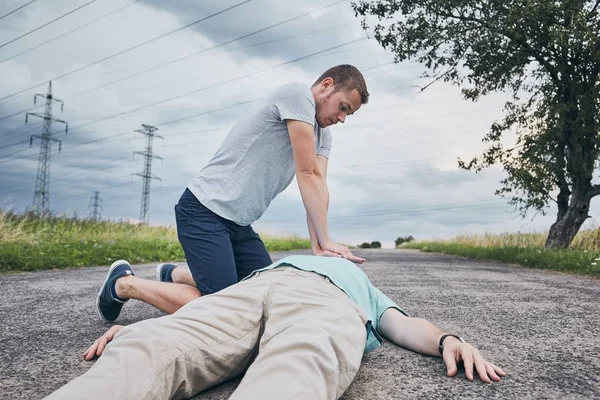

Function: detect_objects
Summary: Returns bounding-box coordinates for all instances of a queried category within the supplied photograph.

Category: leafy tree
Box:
[395,235,415,247]
[358,241,382,248]
[354,1,600,248]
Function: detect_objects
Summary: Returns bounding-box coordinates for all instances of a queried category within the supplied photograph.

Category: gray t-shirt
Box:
[187,82,332,226]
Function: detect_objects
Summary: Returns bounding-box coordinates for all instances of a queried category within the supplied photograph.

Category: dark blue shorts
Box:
[174,189,272,295]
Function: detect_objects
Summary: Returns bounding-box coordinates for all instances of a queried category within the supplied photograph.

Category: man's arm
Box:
[379,308,506,383]
[306,155,334,255]
[288,120,364,263]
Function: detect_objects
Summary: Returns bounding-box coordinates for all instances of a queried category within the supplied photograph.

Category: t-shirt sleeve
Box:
[272,83,315,126]
[317,128,332,159]
[373,287,409,334]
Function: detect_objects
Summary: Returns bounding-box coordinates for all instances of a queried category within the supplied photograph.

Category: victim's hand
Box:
[82,325,123,361]
[443,339,506,383]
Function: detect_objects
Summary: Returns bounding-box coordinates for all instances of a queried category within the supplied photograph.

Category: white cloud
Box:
[1,0,598,249]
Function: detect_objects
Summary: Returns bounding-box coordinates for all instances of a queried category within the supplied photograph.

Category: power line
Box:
[0,34,366,158]
[0,127,229,189]
[0,0,347,121]
[0,0,145,63]
[61,0,349,102]
[0,0,98,50]
[155,123,477,157]
[333,202,508,220]
[0,125,123,164]
[266,193,477,213]
[0,89,479,178]
[0,135,484,198]
[60,180,134,198]
[0,1,350,123]
[3,158,133,195]
[0,27,360,126]
[65,20,354,104]
[66,39,366,133]
[2,164,511,216]
[0,0,252,103]
[5,158,133,194]
[0,128,133,166]
[153,38,366,127]
[62,42,368,113]
[1,146,513,223]
[0,154,432,197]
[0,83,497,169]
[0,143,37,163]
[94,21,353,77]
[2,122,42,135]
[0,139,29,151]
[0,58,442,194]
[260,201,510,224]
[0,0,37,22]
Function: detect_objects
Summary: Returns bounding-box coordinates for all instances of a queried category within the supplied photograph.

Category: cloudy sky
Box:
[1,0,598,248]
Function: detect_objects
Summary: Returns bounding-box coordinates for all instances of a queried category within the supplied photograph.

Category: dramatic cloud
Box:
[1,0,598,248]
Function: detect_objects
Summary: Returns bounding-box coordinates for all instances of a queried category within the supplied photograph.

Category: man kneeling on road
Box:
[46,255,506,400]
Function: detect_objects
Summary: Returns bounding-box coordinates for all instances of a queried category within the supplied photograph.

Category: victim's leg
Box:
[231,269,367,400]
[46,277,270,400]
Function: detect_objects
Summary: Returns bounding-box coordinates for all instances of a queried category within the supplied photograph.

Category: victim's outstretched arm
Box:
[379,308,506,383]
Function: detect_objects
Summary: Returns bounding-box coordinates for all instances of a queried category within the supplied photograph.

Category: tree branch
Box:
[591,184,600,197]
[590,0,600,17]
[412,63,458,92]
[436,11,561,85]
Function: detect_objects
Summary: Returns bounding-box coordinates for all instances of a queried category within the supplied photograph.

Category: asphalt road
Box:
[1,249,599,399]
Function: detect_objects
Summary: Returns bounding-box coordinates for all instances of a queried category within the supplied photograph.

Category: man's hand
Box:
[321,240,366,263]
[82,325,123,361]
[442,338,506,383]
[312,247,342,258]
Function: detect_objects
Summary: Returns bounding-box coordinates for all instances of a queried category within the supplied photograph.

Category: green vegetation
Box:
[394,236,414,247]
[358,241,381,249]
[355,1,600,248]
[402,231,600,277]
[0,211,311,272]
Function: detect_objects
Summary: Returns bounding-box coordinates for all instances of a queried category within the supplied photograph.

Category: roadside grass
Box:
[0,211,311,272]
[402,231,600,277]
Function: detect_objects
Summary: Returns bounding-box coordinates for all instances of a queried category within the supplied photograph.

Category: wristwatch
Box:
[438,333,465,355]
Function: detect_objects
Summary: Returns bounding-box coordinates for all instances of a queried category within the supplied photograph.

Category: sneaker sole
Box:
[155,263,166,282]
[96,259,131,323]
[155,263,177,282]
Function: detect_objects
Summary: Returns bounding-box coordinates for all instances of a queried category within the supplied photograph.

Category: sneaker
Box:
[96,260,134,323]
[156,262,177,283]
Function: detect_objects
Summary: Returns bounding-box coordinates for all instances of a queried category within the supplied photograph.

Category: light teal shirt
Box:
[244,255,408,353]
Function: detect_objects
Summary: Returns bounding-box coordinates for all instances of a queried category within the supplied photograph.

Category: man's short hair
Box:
[313,64,369,104]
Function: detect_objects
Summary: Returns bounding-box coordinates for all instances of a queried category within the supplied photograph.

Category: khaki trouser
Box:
[46,267,368,400]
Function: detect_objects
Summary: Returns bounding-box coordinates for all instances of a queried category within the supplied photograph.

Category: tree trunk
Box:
[545,193,591,248]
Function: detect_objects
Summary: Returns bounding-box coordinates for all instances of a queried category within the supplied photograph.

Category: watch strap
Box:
[438,333,464,355]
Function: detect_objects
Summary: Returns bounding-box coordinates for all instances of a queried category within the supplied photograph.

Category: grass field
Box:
[402,231,600,277]
[0,211,311,272]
